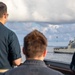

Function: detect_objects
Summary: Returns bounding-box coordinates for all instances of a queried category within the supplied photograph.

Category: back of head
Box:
[24,30,47,58]
[0,2,7,18]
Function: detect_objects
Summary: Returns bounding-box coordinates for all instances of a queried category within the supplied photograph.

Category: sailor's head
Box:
[0,2,8,24]
[23,29,47,60]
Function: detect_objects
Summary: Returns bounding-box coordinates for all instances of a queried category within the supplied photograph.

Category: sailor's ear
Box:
[43,50,47,57]
[22,47,26,55]
[3,13,8,19]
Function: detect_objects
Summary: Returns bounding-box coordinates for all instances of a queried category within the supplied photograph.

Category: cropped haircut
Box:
[24,30,47,58]
[0,2,7,18]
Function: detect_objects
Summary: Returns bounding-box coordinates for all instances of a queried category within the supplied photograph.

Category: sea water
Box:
[21,46,73,64]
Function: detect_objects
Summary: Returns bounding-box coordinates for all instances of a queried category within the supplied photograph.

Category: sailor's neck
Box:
[0,20,5,25]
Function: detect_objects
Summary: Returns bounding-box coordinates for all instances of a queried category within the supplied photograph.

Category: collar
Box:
[23,60,47,67]
[0,22,3,25]
[0,22,4,26]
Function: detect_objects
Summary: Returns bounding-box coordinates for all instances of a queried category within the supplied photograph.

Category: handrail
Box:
[48,65,74,75]
[44,60,75,75]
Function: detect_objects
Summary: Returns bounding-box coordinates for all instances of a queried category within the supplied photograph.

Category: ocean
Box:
[21,46,73,64]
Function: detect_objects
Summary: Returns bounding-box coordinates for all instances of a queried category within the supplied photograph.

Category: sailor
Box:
[0,2,21,72]
[70,52,75,72]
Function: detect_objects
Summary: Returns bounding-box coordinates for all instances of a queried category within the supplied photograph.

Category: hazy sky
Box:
[0,0,75,24]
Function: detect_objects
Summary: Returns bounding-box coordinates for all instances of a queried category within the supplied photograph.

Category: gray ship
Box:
[54,38,75,53]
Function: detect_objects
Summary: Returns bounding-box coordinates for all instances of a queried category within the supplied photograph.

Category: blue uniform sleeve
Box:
[8,31,21,61]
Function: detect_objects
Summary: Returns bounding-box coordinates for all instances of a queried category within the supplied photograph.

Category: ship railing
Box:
[44,59,75,75]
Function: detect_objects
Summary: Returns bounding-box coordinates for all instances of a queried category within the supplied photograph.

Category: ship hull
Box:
[54,49,75,54]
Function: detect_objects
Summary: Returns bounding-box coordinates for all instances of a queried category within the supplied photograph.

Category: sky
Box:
[0,0,75,46]
[0,0,75,24]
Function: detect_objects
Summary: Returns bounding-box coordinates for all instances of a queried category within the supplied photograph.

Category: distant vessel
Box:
[54,38,75,54]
